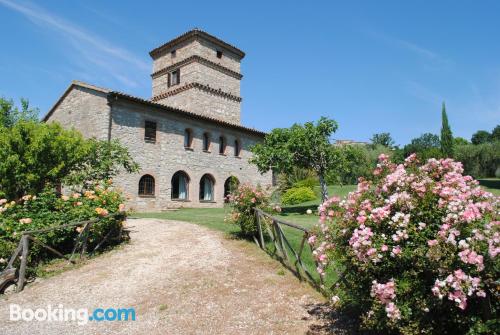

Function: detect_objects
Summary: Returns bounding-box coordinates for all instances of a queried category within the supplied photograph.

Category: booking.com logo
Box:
[9,304,136,325]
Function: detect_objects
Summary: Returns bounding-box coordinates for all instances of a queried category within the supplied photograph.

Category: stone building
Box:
[43,29,271,211]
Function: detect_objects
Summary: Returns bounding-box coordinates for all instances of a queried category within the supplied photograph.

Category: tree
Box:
[370,132,395,148]
[440,102,454,157]
[251,117,342,202]
[0,121,139,199]
[0,97,39,127]
[64,139,139,188]
[403,133,442,160]
[453,137,469,146]
[471,130,491,145]
[491,125,500,142]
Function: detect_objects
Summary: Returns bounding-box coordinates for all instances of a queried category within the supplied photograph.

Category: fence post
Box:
[17,234,30,292]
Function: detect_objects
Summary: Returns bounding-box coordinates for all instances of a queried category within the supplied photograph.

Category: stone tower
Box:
[149,29,244,124]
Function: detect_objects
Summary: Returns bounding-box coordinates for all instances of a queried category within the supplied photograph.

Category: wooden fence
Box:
[254,208,323,289]
[0,214,126,293]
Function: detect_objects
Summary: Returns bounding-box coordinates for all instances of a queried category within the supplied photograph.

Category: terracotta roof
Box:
[43,81,265,137]
[149,29,245,59]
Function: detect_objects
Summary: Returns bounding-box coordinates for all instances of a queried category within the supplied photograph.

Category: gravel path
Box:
[0,218,328,334]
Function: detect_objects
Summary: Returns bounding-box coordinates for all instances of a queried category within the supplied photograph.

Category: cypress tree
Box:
[440,102,454,157]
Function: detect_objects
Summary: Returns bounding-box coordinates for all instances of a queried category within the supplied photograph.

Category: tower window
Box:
[144,121,157,143]
[169,69,180,87]
[171,49,176,58]
[216,50,223,59]
[234,139,241,157]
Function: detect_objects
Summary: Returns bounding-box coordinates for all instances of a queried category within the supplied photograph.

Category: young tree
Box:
[251,117,342,202]
[440,102,454,157]
[471,130,491,145]
[491,124,500,142]
[0,97,39,127]
[370,132,395,148]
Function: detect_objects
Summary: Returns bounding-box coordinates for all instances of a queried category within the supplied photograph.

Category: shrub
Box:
[311,154,499,334]
[0,181,127,273]
[281,187,316,205]
[226,183,276,237]
[293,177,319,190]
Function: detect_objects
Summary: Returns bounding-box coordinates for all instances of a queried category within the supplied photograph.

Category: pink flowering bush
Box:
[226,183,277,237]
[0,181,127,275]
[311,154,499,334]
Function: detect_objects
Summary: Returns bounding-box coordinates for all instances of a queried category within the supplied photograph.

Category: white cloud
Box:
[0,0,149,88]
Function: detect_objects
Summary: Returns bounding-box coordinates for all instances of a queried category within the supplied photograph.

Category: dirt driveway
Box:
[0,218,330,334]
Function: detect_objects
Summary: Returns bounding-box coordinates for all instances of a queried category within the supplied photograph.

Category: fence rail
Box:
[0,213,126,293]
[254,208,323,289]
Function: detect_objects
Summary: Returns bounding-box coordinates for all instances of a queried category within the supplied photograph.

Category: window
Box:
[224,176,240,200]
[216,50,223,59]
[234,139,241,157]
[202,133,210,151]
[199,174,215,201]
[219,136,226,155]
[171,49,176,58]
[168,69,180,87]
[171,171,189,200]
[138,175,155,196]
[144,121,157,143]
[184,129,193,148]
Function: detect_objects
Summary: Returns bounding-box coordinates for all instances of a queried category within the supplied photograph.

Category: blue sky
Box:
[0,0,499,145]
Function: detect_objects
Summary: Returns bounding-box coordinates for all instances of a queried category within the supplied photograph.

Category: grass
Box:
[478,178,500,196]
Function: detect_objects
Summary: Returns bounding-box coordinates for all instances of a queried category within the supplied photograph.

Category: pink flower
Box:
[381,244,389,252]
[391,246,402,257]
[427,239,438,247]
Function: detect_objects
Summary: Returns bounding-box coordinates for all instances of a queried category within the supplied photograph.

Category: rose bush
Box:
[226,183,278,237]
[0,181,127,273]
[311,154,499,334]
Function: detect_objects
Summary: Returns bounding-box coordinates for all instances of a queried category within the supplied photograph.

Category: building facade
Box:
[44,30,271,211]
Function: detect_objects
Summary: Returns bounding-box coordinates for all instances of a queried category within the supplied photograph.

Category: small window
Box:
[138,175,155,196]
[200,174,215,201]
[171,49,176,58]
[203,133,210,151]
[144,121,157,143]
[234,139,241,157]
[169,69,180,87]
[219,136,226,155]
[216,50,223,59]
[184,129,193,148]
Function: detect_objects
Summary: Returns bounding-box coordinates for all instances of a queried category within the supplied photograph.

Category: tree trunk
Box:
[318,174,329,203]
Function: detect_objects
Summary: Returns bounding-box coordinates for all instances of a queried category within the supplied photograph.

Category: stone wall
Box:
[45,86,110,140]
[109,99,270,212]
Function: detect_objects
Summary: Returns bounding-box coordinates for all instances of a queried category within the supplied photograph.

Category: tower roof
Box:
[149,29,245,59]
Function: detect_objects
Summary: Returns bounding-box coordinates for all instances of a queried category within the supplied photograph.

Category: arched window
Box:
[203,133,210,151]
[199,174,215,201]
[171,171,190,200]
[219,136,226,155]
[138,175,155,196]
[184,129,193,148]
[234,139,241,157]
[224,176,240,200]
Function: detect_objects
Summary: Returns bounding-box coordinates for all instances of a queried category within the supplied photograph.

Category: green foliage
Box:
[0,182,127,274]
[471,130,491,145]
[403,133,442,161]
[0,97,39,128]
[281,187,316,205]
[370,132,395,148]
[251,117,342,201]
[454,137,469,146]
[492,125,500,142]
[440,102,454,157]
[276,168,316,193]
[292,177,319,190]
[454,142,500,178]
[226,184,276,237]
[0,121,139,199]
[0,121,87,199]
[64,139,139,188]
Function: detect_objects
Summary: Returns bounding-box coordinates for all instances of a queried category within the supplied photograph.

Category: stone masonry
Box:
[43,30,272,211]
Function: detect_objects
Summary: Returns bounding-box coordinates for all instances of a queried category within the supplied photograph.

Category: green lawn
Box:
[479,178,500,196]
